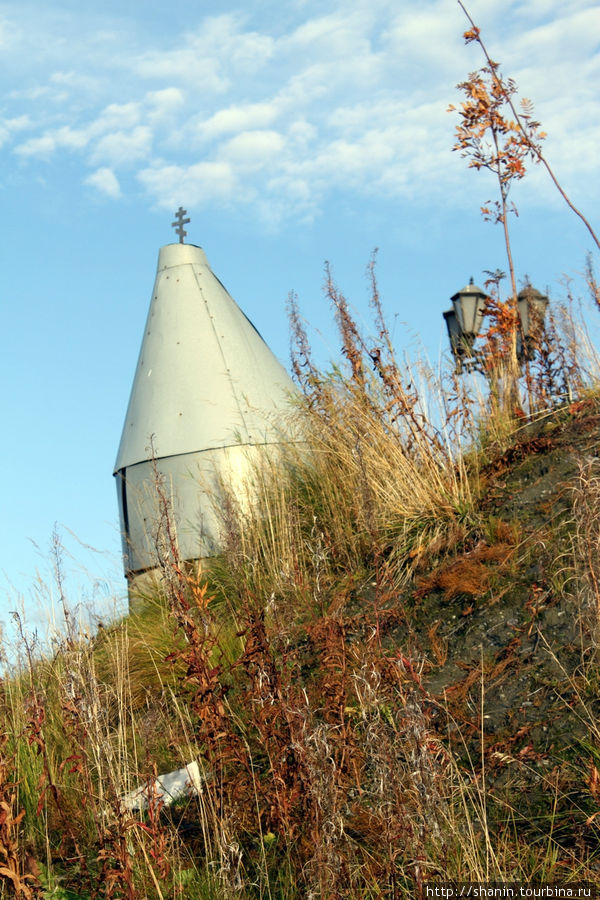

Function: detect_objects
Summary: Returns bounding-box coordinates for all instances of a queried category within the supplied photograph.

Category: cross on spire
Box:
[171,206,191,244]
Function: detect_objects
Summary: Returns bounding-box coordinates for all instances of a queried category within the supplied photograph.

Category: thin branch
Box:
[457,0,600,252]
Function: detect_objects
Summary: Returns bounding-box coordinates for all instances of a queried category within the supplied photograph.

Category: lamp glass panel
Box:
[454,293,485,337]
[530,295,549,332]
[517,295,530,336]
[518,292,548,338]
[443,309,461,351]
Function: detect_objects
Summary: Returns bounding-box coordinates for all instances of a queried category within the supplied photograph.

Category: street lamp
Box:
[443,278,488,373]
[517,286,549,361]
[443,279,549,373]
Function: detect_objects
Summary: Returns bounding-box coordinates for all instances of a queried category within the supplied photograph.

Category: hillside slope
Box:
[404,399,600,852]
[3,396,600,898]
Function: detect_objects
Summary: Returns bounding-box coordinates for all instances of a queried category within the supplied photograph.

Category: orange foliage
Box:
[415,542,514,601]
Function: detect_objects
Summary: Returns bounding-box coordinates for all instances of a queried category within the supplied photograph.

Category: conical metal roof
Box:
[114,242,295,473]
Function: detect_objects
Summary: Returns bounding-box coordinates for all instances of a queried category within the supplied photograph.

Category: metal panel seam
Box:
[192,265,249,439]
[113,439,302,475]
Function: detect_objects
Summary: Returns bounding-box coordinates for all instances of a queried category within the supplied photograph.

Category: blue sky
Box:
[2,0,599,635]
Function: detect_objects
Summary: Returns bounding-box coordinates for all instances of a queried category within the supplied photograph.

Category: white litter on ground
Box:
[120,761,204,812]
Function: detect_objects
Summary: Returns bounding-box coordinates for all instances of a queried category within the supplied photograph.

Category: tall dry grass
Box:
[213,267,478,623]
[1,263,600,897]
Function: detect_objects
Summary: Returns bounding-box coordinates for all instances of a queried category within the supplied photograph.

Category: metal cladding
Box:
[114,241,297,577]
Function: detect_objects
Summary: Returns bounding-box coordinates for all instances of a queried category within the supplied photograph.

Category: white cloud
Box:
[288,120,316,144]
[93,103,142,134]
[286,7,374,53]
[15,124,89,157]
[49,70,101,93]
[85,166,121,198]
[131,15,274,95]
[50,70,78,84]
[137,160,238,209]
[0,114,31,148]
[228,28,274,72]
[53,125,89,150]
[195,101,280,141]
[15,134,57,157]
[9,84,53,102]
[0,13,22,51]
[131,18,233,90]
[145,88,185,124]
[5,114,30,131]
[133,48,228,92]
[91,126,152,166]
[220,129,285,167]
[1,0,598,219]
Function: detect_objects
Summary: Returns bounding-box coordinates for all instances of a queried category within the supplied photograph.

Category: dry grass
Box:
[572,457,600,646]
[1,265,600,897]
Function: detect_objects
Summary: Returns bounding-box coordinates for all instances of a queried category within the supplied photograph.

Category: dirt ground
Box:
[335,399,600,853]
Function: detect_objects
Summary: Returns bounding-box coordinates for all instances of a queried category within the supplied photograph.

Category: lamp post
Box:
[443,279,549,374]
[516,285,549,361]
[443,278,488,373]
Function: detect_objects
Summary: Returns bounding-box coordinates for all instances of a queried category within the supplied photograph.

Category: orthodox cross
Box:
[171,207,191,244]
